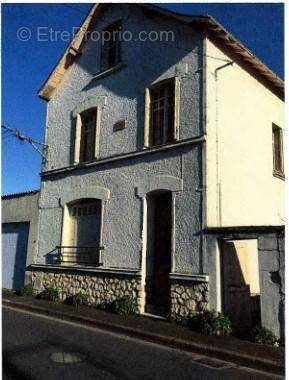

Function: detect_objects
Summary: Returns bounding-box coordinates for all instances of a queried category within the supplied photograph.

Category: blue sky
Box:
[1,3,284,195]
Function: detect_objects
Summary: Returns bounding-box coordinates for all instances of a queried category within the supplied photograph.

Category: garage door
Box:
[2,222,30,291]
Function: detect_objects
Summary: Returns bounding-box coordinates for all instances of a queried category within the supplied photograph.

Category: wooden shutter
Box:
[144,88,151,148]
[94,108,101,159]
[174,77,180,141]
[74,114,82,164]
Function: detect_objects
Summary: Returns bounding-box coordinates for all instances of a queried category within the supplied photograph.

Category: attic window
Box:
[100,21,122,71]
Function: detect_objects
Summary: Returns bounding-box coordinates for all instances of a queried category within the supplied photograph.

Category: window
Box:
[74,108,100,164]
[272,124,284,177]
[79,110,97,162]
[144,78,180,148]
[100,21,122,72]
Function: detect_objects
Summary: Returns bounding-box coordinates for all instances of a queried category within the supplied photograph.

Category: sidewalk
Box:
[2,291,284,376]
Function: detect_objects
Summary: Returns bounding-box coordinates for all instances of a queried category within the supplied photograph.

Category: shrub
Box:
[37,286,60,302]
[113,296,138,315]
[18,283,34,296]
[251,326,279,346]
[96,296,138,315]
[188,310,232,336]
[65,292,88,307]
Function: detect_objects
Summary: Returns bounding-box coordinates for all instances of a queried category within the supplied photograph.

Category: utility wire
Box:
[1,125,48,161]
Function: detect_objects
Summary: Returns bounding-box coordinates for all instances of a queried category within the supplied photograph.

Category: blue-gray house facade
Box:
[30,4,284,337]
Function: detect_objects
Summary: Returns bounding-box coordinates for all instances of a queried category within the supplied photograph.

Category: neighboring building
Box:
[2,191,39,291]
[30,4,284,337]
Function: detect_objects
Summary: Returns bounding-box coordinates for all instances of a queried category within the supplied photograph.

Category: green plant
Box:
[251,326,279,346]
[18,283,34,296]
[188,310,232,336]
[65,292,88,307]
[37,286,60,302]
[114,296,138,315]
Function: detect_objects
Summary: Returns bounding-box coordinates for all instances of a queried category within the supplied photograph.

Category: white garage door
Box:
[2,222,30,291]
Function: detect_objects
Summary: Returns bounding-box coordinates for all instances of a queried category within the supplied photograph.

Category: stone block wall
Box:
[258,232,285,339]
[170,281,209,320]
[31,269,143,310]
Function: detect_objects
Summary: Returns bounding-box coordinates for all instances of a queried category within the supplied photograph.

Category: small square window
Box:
[272,124,284,177]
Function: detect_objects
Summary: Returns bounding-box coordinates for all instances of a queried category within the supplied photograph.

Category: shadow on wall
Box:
[44,247,59,265]
[66,4,204,151]
[221,240,261,334]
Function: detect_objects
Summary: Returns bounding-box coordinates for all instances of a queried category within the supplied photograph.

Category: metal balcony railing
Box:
[53,246,104,266]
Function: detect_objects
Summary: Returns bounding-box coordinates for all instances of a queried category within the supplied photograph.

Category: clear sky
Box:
[1,3,284,195]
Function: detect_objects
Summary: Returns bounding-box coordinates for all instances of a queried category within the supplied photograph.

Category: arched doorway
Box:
[62,199,102,265]
[146,190,172,316]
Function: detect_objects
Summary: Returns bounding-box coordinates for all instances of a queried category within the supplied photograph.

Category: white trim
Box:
[136,175,183,198]
[174,76,180,140]
[169,273,209,282]
[74,114,82,164]
[139,196,148,314]
[171,192,176,272]
[94,108,101,159]
[216,240,222,312]
[143,88,150,148]
[60,186,110,206]
[72,96,107,118]
[29,264,141,277]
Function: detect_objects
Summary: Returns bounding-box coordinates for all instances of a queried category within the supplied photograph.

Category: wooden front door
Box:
[149,191,172,315]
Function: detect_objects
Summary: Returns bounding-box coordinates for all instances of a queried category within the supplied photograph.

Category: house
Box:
[30,4,284,337]
[2,190,39,291]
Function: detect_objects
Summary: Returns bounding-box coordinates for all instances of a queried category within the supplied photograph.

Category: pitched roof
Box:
[38,3,284,101]
[2,190,39,200]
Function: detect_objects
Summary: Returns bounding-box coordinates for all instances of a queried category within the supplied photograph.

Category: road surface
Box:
[2,306,281,380]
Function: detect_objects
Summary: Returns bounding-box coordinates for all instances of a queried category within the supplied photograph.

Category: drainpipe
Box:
[214,61,234,226]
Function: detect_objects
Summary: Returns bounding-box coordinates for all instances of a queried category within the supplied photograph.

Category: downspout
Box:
[214,61,233,226]
[200,35,207,274]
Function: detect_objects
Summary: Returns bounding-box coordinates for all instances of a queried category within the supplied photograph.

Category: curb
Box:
[2,298,284,376]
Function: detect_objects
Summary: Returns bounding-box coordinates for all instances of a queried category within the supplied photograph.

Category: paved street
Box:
[3,306,282,380]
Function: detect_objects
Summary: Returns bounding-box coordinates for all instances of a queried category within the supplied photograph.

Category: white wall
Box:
[205,38,284,227]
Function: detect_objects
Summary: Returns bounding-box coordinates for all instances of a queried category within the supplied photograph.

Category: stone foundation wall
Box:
[170,281,209,320]
[31,269,143,310]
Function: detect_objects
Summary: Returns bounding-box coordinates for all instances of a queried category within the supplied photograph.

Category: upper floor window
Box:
[272,123,284,177]
[79,110,97,162]
[100,21,122,72]
[74,108,100,164]
[144,77,180,148]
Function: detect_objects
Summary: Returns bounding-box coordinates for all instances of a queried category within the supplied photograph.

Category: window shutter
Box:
[74,114,82,164]
[144,88,151,148]
[94,108,101,159]
[174,77,180,140]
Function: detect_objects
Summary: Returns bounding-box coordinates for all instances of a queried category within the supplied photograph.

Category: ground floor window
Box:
[61,199,102,265]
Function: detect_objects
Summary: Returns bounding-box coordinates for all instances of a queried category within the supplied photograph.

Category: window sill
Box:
[273,170,285,180]
[93,62,126,81]
[143,139,178,150]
